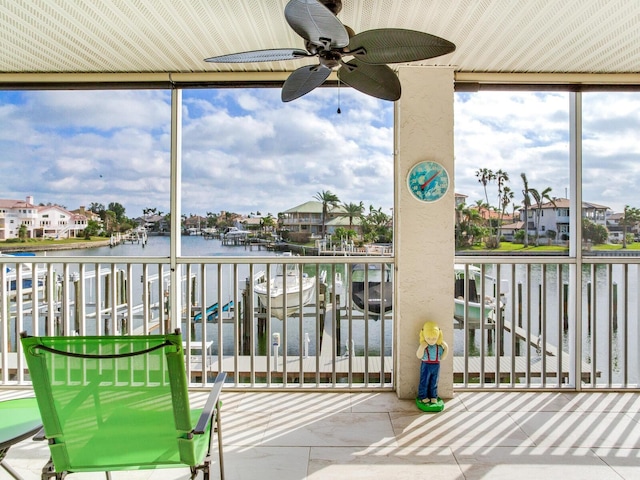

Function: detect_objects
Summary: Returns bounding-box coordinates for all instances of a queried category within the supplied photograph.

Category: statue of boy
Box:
[416,321,449,405]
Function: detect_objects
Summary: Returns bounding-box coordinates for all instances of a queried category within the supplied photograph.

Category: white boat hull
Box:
[255,277,316,319]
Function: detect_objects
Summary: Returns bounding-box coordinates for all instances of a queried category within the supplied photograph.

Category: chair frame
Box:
[21,330,226,480]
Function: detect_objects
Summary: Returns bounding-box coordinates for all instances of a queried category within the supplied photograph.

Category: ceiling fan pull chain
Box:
[337,78,341,114]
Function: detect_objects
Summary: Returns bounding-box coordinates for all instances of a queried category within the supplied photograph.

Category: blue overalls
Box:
[418,344,443,401]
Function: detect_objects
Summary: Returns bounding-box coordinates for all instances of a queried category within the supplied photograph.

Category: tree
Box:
[313,190,340,237]
[261,214,276,232]
[89,202,105,215]
[332,227,357,242]
[341,201,364,230]
[520,173,533,247]
[18,224,28,241]
[498,185,514,241]
[360,205,392,243]
[582,218,608,244]
[83,219,101,239]
[206,211,218,228]
[494,170,511,243]
[620,205,640,248]
[530,186,555,245]
[475,168,496,209]
[103,210,116,234]
[108,202,126,223]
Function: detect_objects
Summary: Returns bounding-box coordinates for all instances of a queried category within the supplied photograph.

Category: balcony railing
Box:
[3,254,639,391]
[1,256,393,389]
[454,257,640,390]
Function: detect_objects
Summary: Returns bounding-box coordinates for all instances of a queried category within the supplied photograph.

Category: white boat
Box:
[454,264,507,327]
[254,261,316,319]
[221,226,249,239]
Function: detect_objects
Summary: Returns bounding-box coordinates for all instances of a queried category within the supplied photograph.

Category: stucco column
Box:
[394,67,454,400]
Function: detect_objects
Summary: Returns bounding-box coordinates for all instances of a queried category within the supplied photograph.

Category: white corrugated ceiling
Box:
[0,0,639,79]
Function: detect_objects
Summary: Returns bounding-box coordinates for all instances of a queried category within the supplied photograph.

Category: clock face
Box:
[407,161,450,203]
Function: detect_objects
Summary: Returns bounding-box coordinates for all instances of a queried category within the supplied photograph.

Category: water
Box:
[455,263,640,385]
[33,235,393,357]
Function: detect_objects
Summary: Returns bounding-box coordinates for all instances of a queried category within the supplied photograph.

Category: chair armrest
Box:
[193,371,226,435]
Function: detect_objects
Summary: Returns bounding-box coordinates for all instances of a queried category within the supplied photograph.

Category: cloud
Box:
[2,88,639,219]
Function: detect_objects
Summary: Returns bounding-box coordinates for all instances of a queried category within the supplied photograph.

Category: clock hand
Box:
[420,171,441,190]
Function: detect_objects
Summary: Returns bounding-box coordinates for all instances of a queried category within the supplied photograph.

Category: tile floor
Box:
[2,389,640,479]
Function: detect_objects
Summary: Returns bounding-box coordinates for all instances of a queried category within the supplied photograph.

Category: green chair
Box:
[20,330,226,480]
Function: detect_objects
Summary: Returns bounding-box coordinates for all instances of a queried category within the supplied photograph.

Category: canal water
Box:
[459,263,640,385]
[36,235,392,358]
[17,238,637,384]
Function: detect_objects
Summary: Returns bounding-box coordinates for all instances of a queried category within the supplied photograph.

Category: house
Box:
[499,220,525,242]
[279,201,348,239]
[325,215,363,236]
[0,196,38,240]
[0,196,88,240]
[136,214,167,232]
[35,204,87,239]
[70,206,102,224]
[522,198,611,241]
[183,215,207,234]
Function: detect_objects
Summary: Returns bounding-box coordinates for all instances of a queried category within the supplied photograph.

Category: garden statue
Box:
[416,321,448,412]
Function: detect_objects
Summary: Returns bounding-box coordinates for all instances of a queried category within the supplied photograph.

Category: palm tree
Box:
[521,173,533,247]
[531,186,555,244]
[475,168,495,208]
[497,185,514,241]
[341,201,364,230]
[261,214,276,233]
[313,190,340,237]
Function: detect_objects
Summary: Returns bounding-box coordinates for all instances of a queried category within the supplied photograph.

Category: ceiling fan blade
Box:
[282,64,332,102]
[205,48,310,63]
[337,60,401,101]
[284,0,349,49]
[348,29,456,65]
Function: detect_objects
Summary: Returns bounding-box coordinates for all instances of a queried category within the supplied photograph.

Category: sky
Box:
[1,87,639,219]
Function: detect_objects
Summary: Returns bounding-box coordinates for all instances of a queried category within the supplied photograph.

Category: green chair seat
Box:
[21,330,225,480]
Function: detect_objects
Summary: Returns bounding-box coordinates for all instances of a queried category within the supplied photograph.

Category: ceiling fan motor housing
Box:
[318,0,342,15]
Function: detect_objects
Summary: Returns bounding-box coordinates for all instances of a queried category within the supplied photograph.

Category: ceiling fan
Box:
[205,0,455,103]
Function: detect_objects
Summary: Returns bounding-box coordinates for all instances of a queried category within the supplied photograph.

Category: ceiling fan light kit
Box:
[205,0,455,102]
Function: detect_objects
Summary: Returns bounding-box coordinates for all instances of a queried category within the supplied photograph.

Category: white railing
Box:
[454,256,640,390]
[1,256,393,390]
[4,254,640,391]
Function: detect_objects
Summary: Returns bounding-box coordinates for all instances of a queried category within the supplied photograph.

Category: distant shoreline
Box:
[0,239,112,254]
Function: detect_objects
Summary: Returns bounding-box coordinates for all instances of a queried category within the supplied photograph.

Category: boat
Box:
[1,253,44,291]
[254,261,316,320]
[221,226,249,239]
[351,263,393,317]
[454,264,507,327]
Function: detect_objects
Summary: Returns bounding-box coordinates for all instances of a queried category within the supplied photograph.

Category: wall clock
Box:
[406,161,450,203]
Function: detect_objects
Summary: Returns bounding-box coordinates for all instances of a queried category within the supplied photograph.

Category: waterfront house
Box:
[522,198,611,242]
[35,204,87,239]
[0,196,38,240]
[499,220,525,242]
[279,201,347,241]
